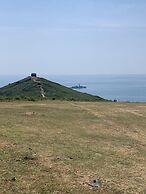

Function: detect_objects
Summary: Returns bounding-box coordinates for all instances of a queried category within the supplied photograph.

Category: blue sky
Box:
[0,0,146,75]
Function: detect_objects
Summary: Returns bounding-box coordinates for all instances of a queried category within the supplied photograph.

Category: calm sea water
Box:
[0,74,146,102]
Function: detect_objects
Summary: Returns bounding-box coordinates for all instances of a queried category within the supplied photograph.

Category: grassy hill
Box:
[0,76,105,101]
[0,101,146,193]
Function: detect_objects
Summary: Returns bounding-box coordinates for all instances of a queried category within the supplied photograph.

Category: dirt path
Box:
[31,77,45,98]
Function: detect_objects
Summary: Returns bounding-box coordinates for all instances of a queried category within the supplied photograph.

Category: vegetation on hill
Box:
[0,76,105,101]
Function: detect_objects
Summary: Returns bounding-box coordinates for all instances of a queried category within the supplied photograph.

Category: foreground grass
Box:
[0,101,146,194]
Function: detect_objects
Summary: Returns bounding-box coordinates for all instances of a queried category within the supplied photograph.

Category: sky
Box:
[0,0,146,75]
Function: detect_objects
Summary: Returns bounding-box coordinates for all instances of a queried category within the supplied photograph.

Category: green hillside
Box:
[0,76,105,101]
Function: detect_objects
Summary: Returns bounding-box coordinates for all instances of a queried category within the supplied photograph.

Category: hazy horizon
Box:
[0,0,146,75]
[1,73,146,76]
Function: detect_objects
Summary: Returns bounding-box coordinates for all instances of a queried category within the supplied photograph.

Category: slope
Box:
[0,76,105,101]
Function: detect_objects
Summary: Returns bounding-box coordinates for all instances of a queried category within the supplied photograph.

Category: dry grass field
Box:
[0,101,146,194]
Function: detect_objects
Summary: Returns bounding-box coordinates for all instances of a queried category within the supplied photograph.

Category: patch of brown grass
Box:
[0,101,146,193]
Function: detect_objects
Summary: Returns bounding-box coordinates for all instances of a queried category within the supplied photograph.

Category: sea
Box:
[0,74,146,102]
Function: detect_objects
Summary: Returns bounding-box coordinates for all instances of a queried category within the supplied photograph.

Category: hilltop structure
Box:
[31,73,37,77]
